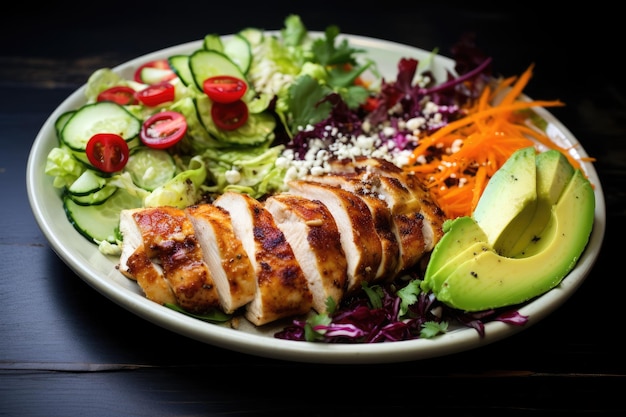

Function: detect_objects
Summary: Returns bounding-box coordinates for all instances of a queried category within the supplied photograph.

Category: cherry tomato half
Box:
[86,133,130,173]
[140,111,187,149]
[211,100,249,131]
[96,86,138,105]
[203,75,247,103]
[135,81,175,107]
[134,59,176,84]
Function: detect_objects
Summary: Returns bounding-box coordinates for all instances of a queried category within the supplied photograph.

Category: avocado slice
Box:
[472,146,538,256]
[433,169,595,311]
[507,149,576,257]
[536,150,576,203]
[424,241,490,294]
[421,216,488,293]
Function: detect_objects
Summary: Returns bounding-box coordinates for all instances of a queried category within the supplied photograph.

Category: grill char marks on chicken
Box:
[264,193,348,313]
[118,217,177,306]
[301,172,423,277]
[286,180,382,294]
[300,173,402,280]
[214,191,313,326]
[324,156,446,276]
[401,175,446,254]
[118,206,221,314]
[185,204,256,314]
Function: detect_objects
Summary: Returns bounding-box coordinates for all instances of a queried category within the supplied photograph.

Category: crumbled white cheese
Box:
[277,95,453,185]
[450,138,464,154]
[405,117,426,132]
[225,169,241,184]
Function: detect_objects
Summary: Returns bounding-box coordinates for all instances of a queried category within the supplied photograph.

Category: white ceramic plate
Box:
[26,34,606,364]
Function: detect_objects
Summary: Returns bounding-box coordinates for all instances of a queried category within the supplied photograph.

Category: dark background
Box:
[1,2,624,416]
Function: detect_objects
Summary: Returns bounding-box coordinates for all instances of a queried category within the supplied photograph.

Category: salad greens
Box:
[46,14,376,254]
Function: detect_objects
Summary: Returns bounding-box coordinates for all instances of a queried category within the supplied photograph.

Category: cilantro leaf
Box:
[312,25,363,66]
[397,279,422,317]
[304,313,332,342]
[286,75,333,132]
[420,321,449,339]
[361,281,384,309]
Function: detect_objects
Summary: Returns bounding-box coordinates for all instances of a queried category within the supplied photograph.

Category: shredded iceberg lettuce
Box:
[144,155,207,208]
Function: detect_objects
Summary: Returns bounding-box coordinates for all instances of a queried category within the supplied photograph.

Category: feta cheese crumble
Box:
[278,96,451,185]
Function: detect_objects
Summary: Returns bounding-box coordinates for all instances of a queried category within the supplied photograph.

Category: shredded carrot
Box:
[405,64,593,220]
[471,165,488,210]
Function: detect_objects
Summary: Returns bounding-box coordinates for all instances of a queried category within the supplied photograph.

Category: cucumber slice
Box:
[68,169,108,196]
[55,110,75,138]
[238,27,264,47]
[188,49,247,92]
[126,147,177,191]
[139,67,173,84]
[168,55,195,87]
[64,188,143,243]
[224,34,252,74]
[203,34,224,52]
[68,184,117,205]
[67,168,117,205]
[60,101,141,152]
[195,95,275,146]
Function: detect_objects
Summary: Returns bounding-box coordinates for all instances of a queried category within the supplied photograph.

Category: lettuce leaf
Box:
[143,155,207,208]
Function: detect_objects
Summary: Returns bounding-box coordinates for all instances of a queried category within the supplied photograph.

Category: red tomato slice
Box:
[134,59,176,84]
[140,111,187,149]
[86,133,130,173]
[211,100,249,130]
[203,75,247,103]
[135,82,175,107]
[96,86,138,105]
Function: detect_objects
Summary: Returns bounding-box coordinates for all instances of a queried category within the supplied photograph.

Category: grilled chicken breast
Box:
[118,206,221,314]
[214,191,313,326]
[286,180,382,294]
[264,193,348,313]
[185,204,256,314]
[300,173,401,280]
[118,157,445,327]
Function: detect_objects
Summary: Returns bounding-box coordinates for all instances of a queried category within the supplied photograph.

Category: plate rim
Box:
[26,33,606,364]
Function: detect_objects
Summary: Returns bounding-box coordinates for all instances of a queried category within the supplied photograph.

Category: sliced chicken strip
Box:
[119,209,175,305]
[361,166,446,254]
[327,157,445,237]
[185,204,256,314]
[300,173,401,280]
[365,174,434,274]
[119,206,221,314]
[264,194,348,313]
[214,191,312,326]
[401,176,446,253]
[324,157,446,269]
[304,172,433,276]
[287,180,382,294]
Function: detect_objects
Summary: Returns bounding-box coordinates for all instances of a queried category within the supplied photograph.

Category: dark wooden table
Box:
[2,3,624,415]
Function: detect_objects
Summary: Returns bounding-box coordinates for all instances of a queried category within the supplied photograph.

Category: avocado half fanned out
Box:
[420,146,595,312]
